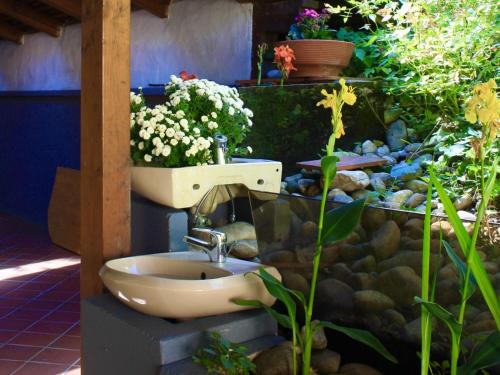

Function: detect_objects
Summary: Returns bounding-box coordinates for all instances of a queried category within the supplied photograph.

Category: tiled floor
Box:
[0,214,81,375]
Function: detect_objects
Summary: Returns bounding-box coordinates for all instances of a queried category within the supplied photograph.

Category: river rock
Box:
[230,240,259,259]
[353,290,395,312]
[316,279,354,311]
[404,179,428,193]
[436,279,461,305]
[390,162,422,182]
[404,143,422,153]
[254,341,295,375]
[438,263,458,281]
[403,318,423,343]
[216,221,256,243]
[328,188,348,199]
[382,309,406,329]
[298,178,320,196]
[406,193,426,208]
[252,199,291,242]
[375,266,422,306]
[362,140,378,154]
[431,221,453,238]
[361,208,386,232]
[302,320,328,350]
[403,218,424,233]
[330,263,353,283]
[331,171,370,192]
[454,194,473,211]
[465,320,497,335]
[338,243,371,262]
[340,363,383,375]
[458,211,477,221]
[333,194,355,204]
[281,271,310,297]
[371,172,392,182]
[352,255,377,273]
[386,119,408,151]
[384,190,414,209]
[378,251,437,274]
[311,350,341,374]
[370,177,386,192]
[370,220,401,260]
[348,272,377,291]
[300,221,318,241]
[265,250,296,263]
[376,145,390,156]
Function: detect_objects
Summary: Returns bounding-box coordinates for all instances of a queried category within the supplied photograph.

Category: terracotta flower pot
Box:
[276,39,355,79]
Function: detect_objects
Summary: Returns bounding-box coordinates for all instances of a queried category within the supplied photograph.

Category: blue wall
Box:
[0,92,80,228]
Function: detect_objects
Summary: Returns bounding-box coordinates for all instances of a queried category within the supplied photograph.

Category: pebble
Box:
[331,171,370,192]
[362,140,378,154]
[370,220,401,260]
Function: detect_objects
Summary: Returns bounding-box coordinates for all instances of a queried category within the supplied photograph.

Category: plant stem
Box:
[291,323,298,375]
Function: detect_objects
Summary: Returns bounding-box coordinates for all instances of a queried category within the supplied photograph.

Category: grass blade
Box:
[459,331,500,375]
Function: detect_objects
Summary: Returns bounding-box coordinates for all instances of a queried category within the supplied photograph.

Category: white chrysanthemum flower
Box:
[215,101,223,110]
[201,115,209,123]
[138,142,144,150]
[134,96,142,105]
[208,121,218,130]
[170,139,178,146]
[193,127,200,134]
[228,107,235,116]
[180,119,189,129]
[144,154,152,162]
[130,140,136,146]
[211,112,217,119]
[247,146,253,154]
[176,110,185,119]
[130,120,135,127]
[162,145,171,157]
[182,136,190,145]
[166,128,175,138]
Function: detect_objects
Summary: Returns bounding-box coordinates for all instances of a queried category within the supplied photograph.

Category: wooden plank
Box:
[81,0,131,299]
[297,155,388,172]
[48,167,81,254]
[0,20,23,44]
[37,0,81,20]
[0,0,62,37]
[132,0,170,18]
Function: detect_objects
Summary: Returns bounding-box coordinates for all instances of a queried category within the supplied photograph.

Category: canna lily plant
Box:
[417,80,500,375]
[235,79,397,375]
[273,45,297,86]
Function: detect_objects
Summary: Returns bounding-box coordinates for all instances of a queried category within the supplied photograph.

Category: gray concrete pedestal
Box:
[82,294,280,375]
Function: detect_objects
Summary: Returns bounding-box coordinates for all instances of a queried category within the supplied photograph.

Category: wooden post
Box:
[80,0,131,299]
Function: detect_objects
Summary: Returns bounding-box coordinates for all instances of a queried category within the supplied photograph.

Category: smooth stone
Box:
[381,309,406,329]
[281,271,310,298]
[436,279,461,306]
[298,178,320,196]
[311,349,341,374]
[404,179,428,193]
[230,240,259,259]
[284,173,303,184]
[370,172,392,182]
[370,177,386,192]
[414,204,426,212]
[333,194,355,204]
[286,180,300,193]
[407,127,418,142]
[370,220,401,260]
[465,320,497,335]
[348,272,377,291]
[384,189,414,209]
[353,144,363,155]
[338,243,371,262]
[405,193,426,208]
[300,221,318,241]
[328,188,348,199]
[329,263,353,283]
[403,318,423,343]
[378,251,438,274]
[254,341,294,375]
[413,154,432,167]
[316,279,354,311]
[216,222,256,243]
[390,150,407,160]
[290,196,315,221]
[403,218,424,233]
[376,145,390,156]
[484,261,499,274]
[390,162,422,182]
[454,194,474,211]
[431,221,453,237]
[265,250,296,263]
[404,143,422,153]
[362,140,378,154]
[458,211,477,221]
[381,155,397,165]
[384,108,402,125]
[255,199,292,242]
[351,255,377,273]
[375,266,422,307]
[438,263,458,281]
[353,290,395,312]
[361,208,386,232]
[331,171,370,192]
[302,320,328,350]
[386,119,408,151]
[340,363,383,375]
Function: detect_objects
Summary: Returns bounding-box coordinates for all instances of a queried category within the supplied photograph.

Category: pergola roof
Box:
[0,0,172,44]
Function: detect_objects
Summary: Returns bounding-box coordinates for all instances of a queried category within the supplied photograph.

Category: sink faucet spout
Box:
[183,228,227,263]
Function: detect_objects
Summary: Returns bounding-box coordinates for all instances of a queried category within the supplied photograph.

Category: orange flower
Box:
[273,45,297,79]
[180,70,197,81]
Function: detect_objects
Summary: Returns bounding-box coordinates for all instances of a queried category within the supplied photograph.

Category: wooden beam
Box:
[0,0,62,37]
[133,0,170,18]
[81,0,131,298]
[0,20,23,44]
[37,0,81,20]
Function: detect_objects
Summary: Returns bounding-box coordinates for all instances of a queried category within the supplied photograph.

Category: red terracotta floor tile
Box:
[12,309,48,321]
[0,345,40,361]
[0,319,33,331]
[25,321,72,335]
[65,325,80,337]
[63,367,81,375]
[31,348,80,365]
[45,311,79,324]
[0,330,17,343]
[0,359,22,374]
[38,291,74,302]
[50,336,80,350]
[11,362,68,375]
[10,333,59,347]
[17,282,53,292]
[22,300,59,311]
[3,289,41,300]
[58,303,79,313]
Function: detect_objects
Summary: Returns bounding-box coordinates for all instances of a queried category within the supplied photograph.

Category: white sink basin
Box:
[99,251,281,319]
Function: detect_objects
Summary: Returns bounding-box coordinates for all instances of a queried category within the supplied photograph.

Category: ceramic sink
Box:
[99,251,281,319]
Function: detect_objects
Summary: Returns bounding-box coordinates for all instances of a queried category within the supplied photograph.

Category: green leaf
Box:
[256,268,297,316]
[429,168,500,328]
[321,199,366,245]
[442,240,477,300]
[232,298,293,329]
[459,332,500,375]
[414,298,462,337]
[318,321,398,364]
[321,155,338,189]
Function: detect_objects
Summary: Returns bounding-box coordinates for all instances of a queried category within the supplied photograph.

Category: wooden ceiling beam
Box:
[0,0,62,37]
[0,20,23,44]
[133,0,170,18]
[37,0,81,20]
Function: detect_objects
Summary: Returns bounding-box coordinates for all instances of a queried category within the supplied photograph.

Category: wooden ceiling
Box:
[0,0,171,45]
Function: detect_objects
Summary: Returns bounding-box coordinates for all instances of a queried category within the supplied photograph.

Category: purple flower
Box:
[295,8,321,22]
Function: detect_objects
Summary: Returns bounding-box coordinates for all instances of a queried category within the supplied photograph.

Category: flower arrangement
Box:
[288,4,337,40]
[130,75,254,168]
[273,45,297,86]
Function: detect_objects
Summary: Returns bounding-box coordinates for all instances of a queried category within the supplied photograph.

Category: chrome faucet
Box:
[214,134,228,165]
[183,228,227,263]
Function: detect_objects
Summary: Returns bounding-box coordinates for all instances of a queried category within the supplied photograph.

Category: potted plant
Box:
[129,74,282,208]
[276,4,355,79]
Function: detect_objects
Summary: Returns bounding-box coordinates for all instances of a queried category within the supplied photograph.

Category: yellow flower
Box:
[339,78,357,106]
[465,79,499,142]
[317,89,338,110]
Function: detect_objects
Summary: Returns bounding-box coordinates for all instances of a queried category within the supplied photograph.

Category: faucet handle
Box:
[191,228,227,247]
